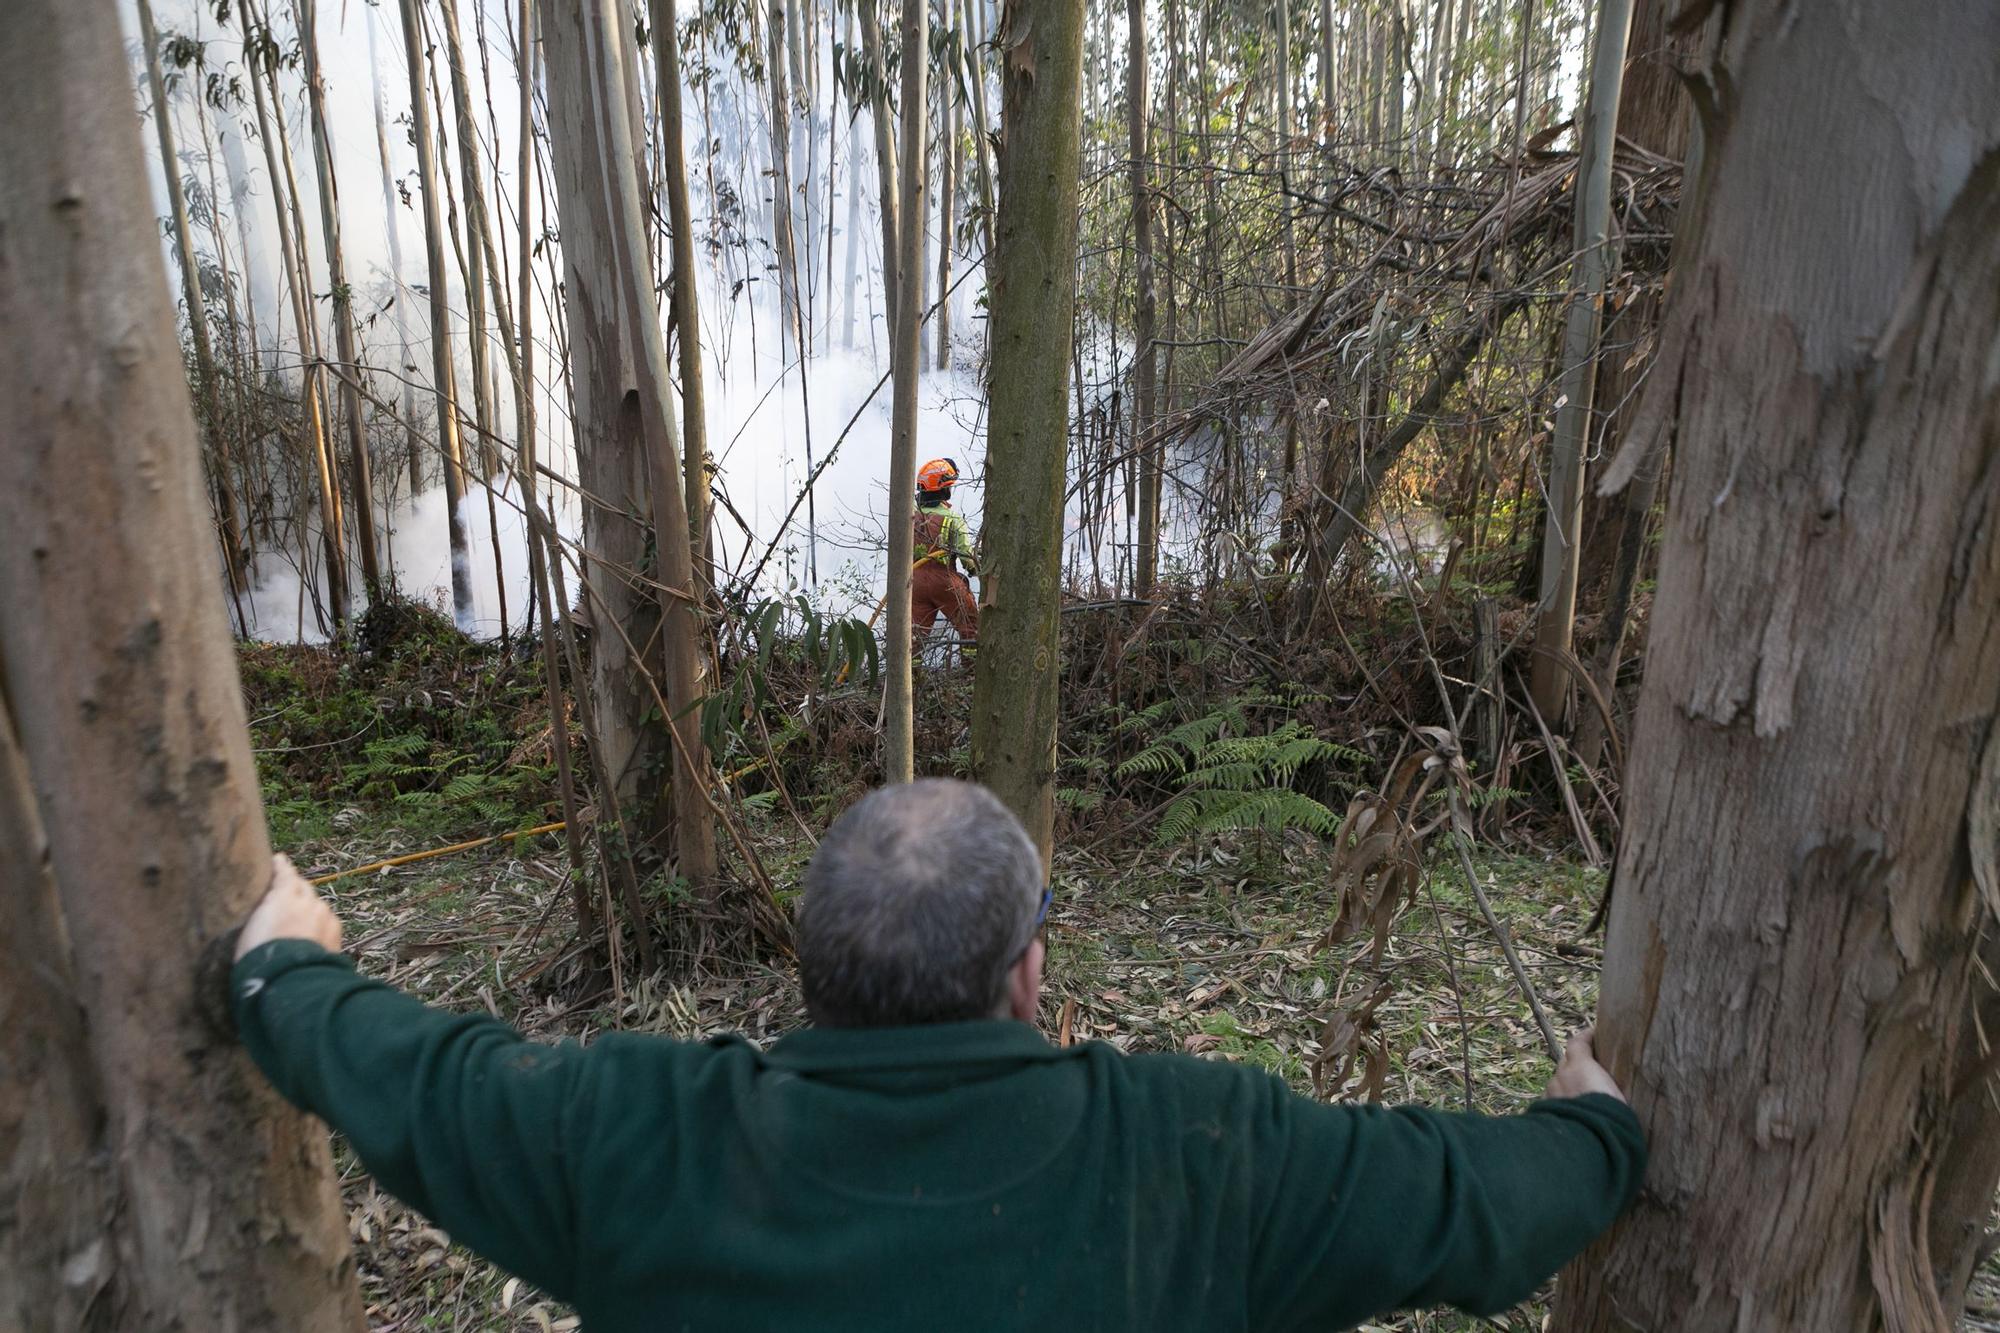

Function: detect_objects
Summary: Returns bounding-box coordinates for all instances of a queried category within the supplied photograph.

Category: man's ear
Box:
[1007,937,1045,1024]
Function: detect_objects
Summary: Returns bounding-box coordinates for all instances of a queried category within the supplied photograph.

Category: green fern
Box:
[1116,707,1241,779]
[1125,702,1360,848]
[1112,697,1180,738]
[1155,788,1345,845]
[343,731,440,799]
[1460,782,1526,809]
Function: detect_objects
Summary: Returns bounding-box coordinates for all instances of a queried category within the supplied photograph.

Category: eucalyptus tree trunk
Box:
[507,0,595,939]
[1159,0,1182,520]
[1317,0,1336,275]
[543,0,659,829]
[243,0,349,630]
[1273,0,1298,504]
[766,0,803,359]
[0,7,364,1321]
[1442,0,1474,147]
[1573,0,1704,769]
[543,0,717,886]
[136,0,249,597]
[841,4,862,350]
[438,0,504,475]
[1547,3,2000,1326]
[1364,7,1382,154]
[936,66,959,370]
[220,123,265,360]
[650,0,714,596]
[969,0,1087,865]
[189,92,259,624]
[299,0,384,598]
[787,0,813,273]
[0,686,115,1329]
[1505,0,1536,173]
[1128,0,1161,595]
[1417,0,1445,157]
[602,0,719,890]
[883,0,930,782]
[399,0,478,628]
[1096,0,1113,168]
[1385,0,1407,162]
[960,0,997,259]
[368,7,426,498]
[859,0,902,327]
[436,0,516,639]
[1527,0,1634,724]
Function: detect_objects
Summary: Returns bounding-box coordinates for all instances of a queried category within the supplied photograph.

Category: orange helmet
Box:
[916,457,960,494]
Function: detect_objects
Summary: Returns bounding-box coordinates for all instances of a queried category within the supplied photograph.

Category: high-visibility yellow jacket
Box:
[914,502,978,576]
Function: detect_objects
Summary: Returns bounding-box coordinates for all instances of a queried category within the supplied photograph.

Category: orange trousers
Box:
[911,561,978,649]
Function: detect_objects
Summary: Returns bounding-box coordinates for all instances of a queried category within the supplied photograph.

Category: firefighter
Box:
[910,457,978,653]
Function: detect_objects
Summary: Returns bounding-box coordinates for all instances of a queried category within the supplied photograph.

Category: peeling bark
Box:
[543,0,716,887]
[0,688,116,1328]
[0,5,364,1322]
[1549,5,2000,1327]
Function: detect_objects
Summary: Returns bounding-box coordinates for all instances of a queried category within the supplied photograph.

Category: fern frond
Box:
[1154,788,1227,844]
[1114,698,1179,735]
[1179,761,1266,792]
[440,773,489,801]
[1461,783,1526,809]
[1116,739,1191,780]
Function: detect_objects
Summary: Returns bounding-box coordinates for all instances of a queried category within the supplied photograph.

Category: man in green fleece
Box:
[233,778,1643,1331]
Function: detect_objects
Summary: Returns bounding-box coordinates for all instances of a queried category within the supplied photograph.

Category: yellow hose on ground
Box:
[309,821,567,886]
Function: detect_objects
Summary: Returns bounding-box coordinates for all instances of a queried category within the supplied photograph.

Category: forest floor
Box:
[245,618,1999,1332]
[284,813,1603,1333]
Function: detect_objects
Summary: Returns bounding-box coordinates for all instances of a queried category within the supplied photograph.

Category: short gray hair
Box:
[798,779,1044,1027]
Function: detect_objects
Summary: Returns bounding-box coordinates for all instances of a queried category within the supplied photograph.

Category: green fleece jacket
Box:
[233,940,1643,1331]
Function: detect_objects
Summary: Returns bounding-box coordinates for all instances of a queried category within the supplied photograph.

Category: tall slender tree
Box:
[766,0,804,359]
[959,0,997,260]
[1128,0,1162,594]
[543,0,718,885]
[882,0,931,782]
[368,4,426,497]
[0,3,363,1320]
[438,0,516,637]
[970,0,1089,862]
[935,52,959,371]
[136,0,249,597]
[1572,0,1705,769]
[650,0,714,595]
[1548,1,2000,1325]
[298,0,384,598]
[859,0,902,327]
[399,0,478,627]
[1273,0,1299,507]
[242,0,350,630]
[841,4,864,351]
[1528,0,1633,724]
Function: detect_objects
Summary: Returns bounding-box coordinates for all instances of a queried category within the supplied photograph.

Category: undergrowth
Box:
[238,580,1633,1333]
[245,595,560,845]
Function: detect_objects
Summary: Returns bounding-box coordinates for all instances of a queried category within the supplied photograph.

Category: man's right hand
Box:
[1543,1027,1626,1103]
[235,854,344,961]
